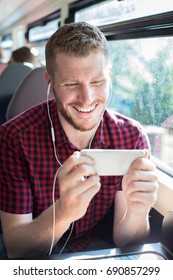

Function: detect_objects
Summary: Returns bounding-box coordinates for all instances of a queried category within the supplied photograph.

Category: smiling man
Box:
[0,22,158,258]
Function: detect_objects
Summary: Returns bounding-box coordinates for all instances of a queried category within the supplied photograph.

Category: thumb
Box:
[143,149,150,159]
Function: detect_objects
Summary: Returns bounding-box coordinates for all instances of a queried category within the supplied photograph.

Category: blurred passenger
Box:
[0,49,8,75]
[9,46,41,68]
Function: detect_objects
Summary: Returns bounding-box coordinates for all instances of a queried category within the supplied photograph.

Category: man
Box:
[0,22,158,258]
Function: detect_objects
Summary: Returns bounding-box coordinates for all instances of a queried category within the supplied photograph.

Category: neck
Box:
[65,127,97,150]
[58,114,98,150]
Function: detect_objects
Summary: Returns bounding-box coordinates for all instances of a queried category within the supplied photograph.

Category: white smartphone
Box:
[80,149,145,176]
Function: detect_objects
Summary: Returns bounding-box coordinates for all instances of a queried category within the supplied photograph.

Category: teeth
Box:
[76,106,95,113]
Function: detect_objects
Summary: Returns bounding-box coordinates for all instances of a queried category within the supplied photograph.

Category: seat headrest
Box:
[6,66,54,120]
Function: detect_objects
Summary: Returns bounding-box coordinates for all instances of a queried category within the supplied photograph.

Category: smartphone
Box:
[80,149,145,176]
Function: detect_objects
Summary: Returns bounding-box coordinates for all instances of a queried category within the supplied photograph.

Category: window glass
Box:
[0,33,13,61]
[27,17,60,65]
[28,18,60,43]
[108,37,173,174]
[75,0,173,26]
[31,43,46,65]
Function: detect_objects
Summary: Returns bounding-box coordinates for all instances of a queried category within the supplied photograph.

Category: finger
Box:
[125,180,159,195]
[129,157,156,172]
[125,169,158,186]
[59,151,95,177]
[128,189,158,206]
[78,179,101,203]
[82,182,101,202]
[72,175,101,196]
[143,148,150,159]
[60,176,101,215]
[65,163,98,185]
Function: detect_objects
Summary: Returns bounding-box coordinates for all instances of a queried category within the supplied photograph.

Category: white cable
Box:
[48,166,61,255]
[46,83,61,165]
[58,222,74,255]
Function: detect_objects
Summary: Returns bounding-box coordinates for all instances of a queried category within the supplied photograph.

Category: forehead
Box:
[55,51,110,78]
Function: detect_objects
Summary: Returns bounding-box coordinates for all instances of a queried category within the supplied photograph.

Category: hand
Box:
[122,150,159,215]
[57,151,101,223]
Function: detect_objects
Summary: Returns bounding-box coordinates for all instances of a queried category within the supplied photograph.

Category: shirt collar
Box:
[89,116,105,148]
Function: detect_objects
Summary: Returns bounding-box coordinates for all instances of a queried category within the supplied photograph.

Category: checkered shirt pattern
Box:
[0,99,150,251]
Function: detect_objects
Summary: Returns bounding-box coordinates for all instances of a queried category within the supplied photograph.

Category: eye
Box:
[65,82,79,87]
[91,80,103,86]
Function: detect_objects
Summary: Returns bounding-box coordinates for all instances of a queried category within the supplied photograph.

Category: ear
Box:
[44,71,52,85]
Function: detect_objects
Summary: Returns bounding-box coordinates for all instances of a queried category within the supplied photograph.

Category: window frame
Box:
[65,0,105,23]
[26,9,61,43]
[100,11,173,40]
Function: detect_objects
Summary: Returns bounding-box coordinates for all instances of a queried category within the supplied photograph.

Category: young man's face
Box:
[51,50,111,132]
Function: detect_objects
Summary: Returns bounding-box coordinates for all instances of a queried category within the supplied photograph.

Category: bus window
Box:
[74,0,173,26]
[26,10,61,65]
[28,18,60,43]
[0,33,13,61]
[107,37,173,175]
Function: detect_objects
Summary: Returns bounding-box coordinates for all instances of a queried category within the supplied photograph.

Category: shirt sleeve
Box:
[0,127,33,214]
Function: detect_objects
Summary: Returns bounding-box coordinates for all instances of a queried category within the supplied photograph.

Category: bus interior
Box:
[0,0,173,260]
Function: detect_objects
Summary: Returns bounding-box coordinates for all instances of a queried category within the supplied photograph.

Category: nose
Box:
[79,84,95,104]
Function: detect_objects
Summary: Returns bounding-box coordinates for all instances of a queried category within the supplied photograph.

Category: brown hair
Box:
[45,22,110,79]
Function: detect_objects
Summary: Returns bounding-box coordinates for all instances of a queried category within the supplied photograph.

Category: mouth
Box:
[73,104,98,113]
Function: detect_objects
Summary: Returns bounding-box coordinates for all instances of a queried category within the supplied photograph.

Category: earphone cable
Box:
[46,83,61,165]
[48,166,61,255]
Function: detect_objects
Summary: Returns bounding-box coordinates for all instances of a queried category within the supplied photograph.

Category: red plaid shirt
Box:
[0,99,149,252]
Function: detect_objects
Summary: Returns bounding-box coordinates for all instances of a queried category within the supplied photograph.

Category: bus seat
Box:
[6,66,54,121]
[0,63,32,124]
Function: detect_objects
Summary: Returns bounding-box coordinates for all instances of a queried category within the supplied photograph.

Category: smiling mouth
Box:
[73,104,97,113]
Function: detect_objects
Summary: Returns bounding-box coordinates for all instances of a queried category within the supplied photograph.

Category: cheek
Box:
[54,88,73,106]
[99,84,110,100]
[50,84,57,97]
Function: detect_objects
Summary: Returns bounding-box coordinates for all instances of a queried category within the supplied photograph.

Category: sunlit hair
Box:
[45,22,110,79]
